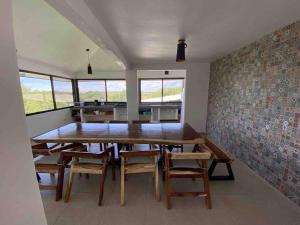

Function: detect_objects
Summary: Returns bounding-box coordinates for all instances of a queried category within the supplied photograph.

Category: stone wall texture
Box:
[207,21,300,206]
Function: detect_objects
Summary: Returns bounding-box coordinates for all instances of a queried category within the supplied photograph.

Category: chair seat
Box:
[125,163,156,174]
[79,158,103,164]
[35,154,60,165]
[72,162,103,174]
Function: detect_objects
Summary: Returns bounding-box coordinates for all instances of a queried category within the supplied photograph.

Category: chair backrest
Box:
[120,150,159,158]
[61,146,112,162]
[168,152,211,160]
[32,143,52,156]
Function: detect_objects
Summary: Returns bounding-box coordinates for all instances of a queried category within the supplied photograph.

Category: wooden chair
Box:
[32,143,86,201]
[62,146,115,206]
[120,149,160,206]
[164,149,212,209]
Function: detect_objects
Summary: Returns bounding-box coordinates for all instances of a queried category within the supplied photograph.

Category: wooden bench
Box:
[196,134,234,181]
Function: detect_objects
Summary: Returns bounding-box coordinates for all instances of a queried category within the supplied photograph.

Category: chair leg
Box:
[155,162,160,201]
[165,175,171,209]
[98,165,108,206]
[65,170,74,202]
[111,149,116,181]
[121,158,125,206]
[56,166,65,201]
[202,160,211,209]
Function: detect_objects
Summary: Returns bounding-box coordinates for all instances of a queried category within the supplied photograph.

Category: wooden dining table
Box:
[32,122,205,145]
[32,122,207,201]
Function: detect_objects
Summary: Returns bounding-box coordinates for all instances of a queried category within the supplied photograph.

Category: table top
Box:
[32,122,204,145]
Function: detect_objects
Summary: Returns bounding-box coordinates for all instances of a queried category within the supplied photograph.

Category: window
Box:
[162,79,184,102]
[106,80,127,102]
[19,71,74,115]
[53,77,74,108]
[77,80,127,102]
[20,72,54,114]
[78,80,106,102]
[140,79,184,102]
[140,79,162,102]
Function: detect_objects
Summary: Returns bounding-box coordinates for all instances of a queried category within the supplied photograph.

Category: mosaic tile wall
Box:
[207,21,300,206]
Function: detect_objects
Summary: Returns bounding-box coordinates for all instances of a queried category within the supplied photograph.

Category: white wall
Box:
[184,62,210,132]
[0,1,47,224]
[26,109,74,137]
[17,56,73,78]
[137,69,186,78]
[74,71,125,79]
[133,62,210,132]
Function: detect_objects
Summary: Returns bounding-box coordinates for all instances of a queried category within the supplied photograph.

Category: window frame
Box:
[20,70,74,116]
[76,79,127,103]
[138,78,184,103]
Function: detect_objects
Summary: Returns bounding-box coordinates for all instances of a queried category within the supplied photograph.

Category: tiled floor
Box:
[40,145,300,225]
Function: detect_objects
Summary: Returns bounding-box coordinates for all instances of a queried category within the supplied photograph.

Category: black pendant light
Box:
[86,48,92,74]
[176,39,187,62]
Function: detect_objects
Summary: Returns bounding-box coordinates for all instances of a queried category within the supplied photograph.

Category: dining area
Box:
[2,1,300,225]
[31,122,213,209]
[30,121,300,225]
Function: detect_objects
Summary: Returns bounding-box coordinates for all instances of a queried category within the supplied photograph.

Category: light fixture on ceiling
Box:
[176,39,187,62]
[86,48,92,74]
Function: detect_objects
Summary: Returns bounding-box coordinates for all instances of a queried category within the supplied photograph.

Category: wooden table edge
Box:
[32,137,205,145]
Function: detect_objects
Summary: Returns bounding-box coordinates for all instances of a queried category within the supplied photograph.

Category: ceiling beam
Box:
[45,0,129,70]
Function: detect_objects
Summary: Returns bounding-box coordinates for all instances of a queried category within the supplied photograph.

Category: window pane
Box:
[106,80,127,102]
[163,79,184,102]
[141,80,162,102]
[20,72,54,114]
[78,80,106,102]
[53,77,73,108]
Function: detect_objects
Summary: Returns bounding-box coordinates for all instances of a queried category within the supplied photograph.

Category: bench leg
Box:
[208,160,234,181]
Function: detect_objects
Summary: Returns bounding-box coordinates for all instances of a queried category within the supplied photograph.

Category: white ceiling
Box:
[13,0,125,75]
[84,0,300,64]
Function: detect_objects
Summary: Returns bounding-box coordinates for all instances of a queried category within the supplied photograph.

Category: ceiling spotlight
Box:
[176,39,187,62]
[86,48,92,74]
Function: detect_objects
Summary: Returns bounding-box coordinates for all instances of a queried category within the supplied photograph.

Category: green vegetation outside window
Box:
[106,80,127,102]
[20,72,54,114]
[140,79,162,102]
[78,80,106,102]
[53,77,74,108]
[140,78,184,103]
[162,79,184,102]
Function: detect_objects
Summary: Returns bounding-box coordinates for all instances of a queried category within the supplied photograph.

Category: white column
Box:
[0,1,47,225]
[125,69,139,121]
[184,62,210,132]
